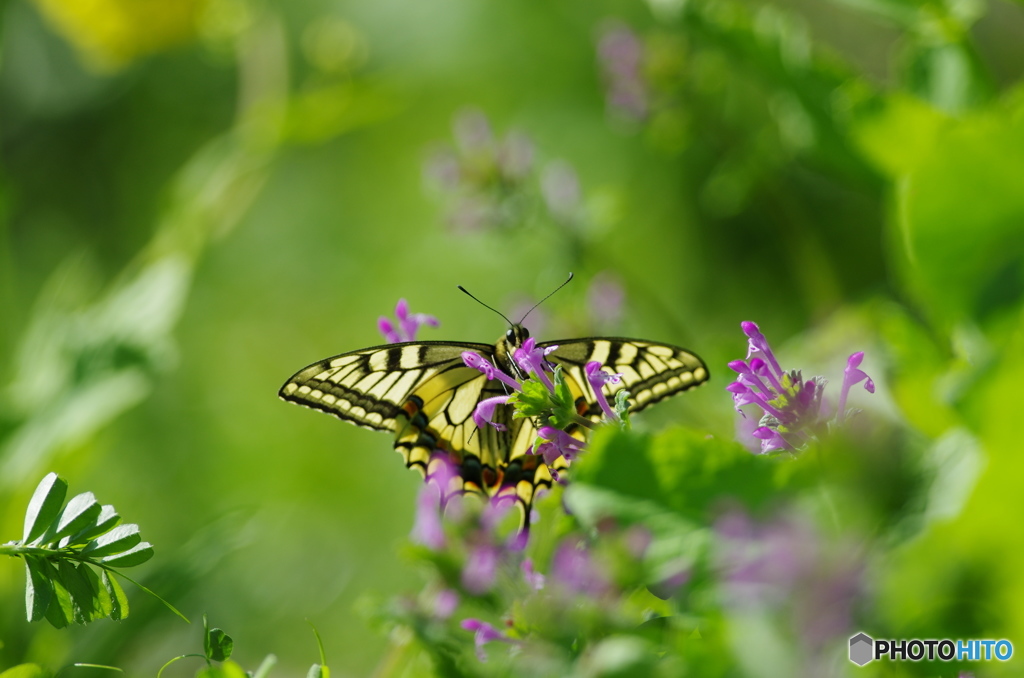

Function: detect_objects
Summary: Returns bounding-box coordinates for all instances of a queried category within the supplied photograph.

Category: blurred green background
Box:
[2,0,1024,674]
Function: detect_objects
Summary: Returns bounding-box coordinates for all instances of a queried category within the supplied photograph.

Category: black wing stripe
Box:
[541,337,710,419]
[279,340,496,432]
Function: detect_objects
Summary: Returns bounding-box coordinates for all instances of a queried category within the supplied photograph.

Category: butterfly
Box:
[279,321,709,527]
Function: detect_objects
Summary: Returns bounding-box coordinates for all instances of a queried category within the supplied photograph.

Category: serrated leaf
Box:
[58,560,99,623]
[100,542,153,567]
[47,493,101,544]
[24,557,53,622]
[23,473,68,543]
[41,559,72,629]
[510,379,551,416]
[82,524,141,557]
[102,570,129,621]
[81,564,113,619]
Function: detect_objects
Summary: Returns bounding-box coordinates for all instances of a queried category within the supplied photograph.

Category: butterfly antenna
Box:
[457,285,514,326]
[519,272,574,324]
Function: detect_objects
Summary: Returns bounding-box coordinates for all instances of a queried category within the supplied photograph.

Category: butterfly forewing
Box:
[279,341,492,431]
[543,338,709,421]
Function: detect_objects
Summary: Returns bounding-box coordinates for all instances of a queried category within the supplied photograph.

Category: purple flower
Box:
[499,131,535,180]
[433,588,459,619]
[727,321,874,453]
[378,299,439,343]
[623,525,652,559]
[462,351,521,392]
[596,21,649,122]
[462,543,501,594]
[837,351,875,424]
[512,337,558,389]
[537,427,586,464]
[460,618,513,661]
[521,558,545,591]
[453,109,494,156]
[411,481,446,551]
[714,508,863,659]
[425,452,460,503]
[424,109,538,232]
[585,361,623,421]
[551,538,610,596]
[472,395,511,432]
[540,160,581,223]
[480,497,517,534]
[423,147,462,190]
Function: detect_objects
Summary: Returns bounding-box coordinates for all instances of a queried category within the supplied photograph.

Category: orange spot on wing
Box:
[482,467,503,489]
[575,396,589,416]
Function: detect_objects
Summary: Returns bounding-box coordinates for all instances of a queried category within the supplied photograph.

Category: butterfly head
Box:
[504,324,531,350]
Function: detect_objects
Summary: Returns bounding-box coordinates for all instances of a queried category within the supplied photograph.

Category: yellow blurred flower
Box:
[32,0,206,71]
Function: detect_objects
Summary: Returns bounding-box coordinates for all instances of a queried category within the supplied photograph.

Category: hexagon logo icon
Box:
[849,632,874,666]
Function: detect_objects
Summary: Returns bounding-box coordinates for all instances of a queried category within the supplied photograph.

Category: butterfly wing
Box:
[280,340,528,503]
[542,337,710,422]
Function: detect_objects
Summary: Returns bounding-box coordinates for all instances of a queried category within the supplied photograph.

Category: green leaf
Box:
[99,541,153,567]
[195,663,248,678]
[101,570,129,621]
[46,492,101,544]
[204,613,235,661]
[565,484,710,586]
[64,505,121,546]
[41,559,73,629]
[308,620,330,678]
[0,664,49,678]
[82,524,142,558]
[206,628,234,662]
[853,94,948,177]
[898,40,992,114]
[306,665,324,678]
[24,557,53,622]
[58,560,99,623]
[571,427,665,506]
[81,564,113,620]
[646,428,779,521]
[862,95,1024,324]
[547,366,577,428]
[613,390,631,428]
[23,473,68,543]
[251,655,278,678]
[509,379,552,418]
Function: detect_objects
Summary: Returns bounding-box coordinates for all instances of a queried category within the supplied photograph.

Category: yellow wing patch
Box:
[544,338,709,421]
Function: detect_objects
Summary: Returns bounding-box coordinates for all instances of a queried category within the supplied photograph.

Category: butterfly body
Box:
[280,324,708,518]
